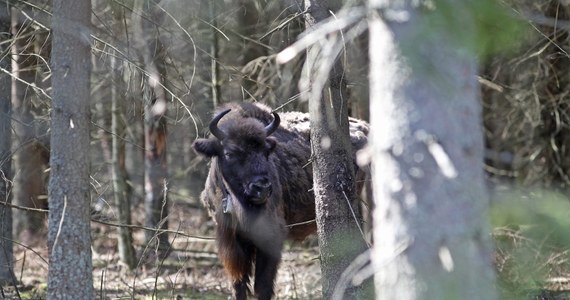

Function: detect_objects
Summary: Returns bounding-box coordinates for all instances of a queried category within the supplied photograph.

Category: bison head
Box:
[193,108,280,205]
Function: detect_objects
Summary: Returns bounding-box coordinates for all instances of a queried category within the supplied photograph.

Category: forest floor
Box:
[1,200,323,300]
[10,188,570,299]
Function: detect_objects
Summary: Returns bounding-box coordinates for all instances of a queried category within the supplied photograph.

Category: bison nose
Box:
[248,178,272,204]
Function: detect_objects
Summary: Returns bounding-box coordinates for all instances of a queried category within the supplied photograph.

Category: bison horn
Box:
[209,108,231,140]
[265,112,280,136]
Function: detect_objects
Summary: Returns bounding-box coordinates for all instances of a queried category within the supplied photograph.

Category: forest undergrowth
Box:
[1,201,322,300]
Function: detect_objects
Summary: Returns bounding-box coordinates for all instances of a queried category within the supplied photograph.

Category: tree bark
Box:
[237,0,266,97]
[47,0,94,299]
[135,0,171,254]
[110,52,136,269]
[303,1,370,299]
[11,8,49,241]
[0,4,13,286]
[209,0,221,107]
[368,1,497,299]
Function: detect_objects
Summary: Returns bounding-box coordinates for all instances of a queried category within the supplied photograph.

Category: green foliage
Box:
[491,189,570,298]
[425,0,527,59]
[492,189,570,247]
[390,0,527,97]
[469,0,527,57]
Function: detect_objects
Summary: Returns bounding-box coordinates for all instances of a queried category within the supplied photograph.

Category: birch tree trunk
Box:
[47,0,94,298]
[368,1,497,299]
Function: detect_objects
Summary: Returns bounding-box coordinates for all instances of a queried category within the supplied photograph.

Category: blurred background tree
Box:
[0,0,13,287]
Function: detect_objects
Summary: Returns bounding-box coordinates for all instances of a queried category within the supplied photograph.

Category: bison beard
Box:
[192,102,369,300]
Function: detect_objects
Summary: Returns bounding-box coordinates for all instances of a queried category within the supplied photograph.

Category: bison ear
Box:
[192,138,221,157]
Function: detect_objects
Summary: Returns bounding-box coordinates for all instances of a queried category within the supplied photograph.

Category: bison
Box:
[192,102,369,299]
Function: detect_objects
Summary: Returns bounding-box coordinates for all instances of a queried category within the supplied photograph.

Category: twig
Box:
[91,218,215,241]
[259,8,308,41]
[342,190,370,248]
[0,236,48,266]
[276,7,366,64]
[0,201,215,241]
[519,10,570,30]
[286,219,315,228]
[331,249,371,300]
[1,243,21,300]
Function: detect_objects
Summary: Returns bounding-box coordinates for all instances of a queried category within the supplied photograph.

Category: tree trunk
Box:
[368,1,497,299]
[135,0,171,254]
[11,8,49,241]
[303,1,370,299]
[209,0,221,107]
[110,52,136,269]
[47,0,94,298]
[237,0,266,97]
[0,5,13,286]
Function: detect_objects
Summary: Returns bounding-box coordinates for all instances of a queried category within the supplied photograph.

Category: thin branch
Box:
[342,190,370,248]
[276,7,366,64]
[286,219,315,228]
[260,8,308,41]
[198,17,231,42]
[331,249,371,300]
[0,236,48,266]
[0,66,51,100]
[0,201,215,241]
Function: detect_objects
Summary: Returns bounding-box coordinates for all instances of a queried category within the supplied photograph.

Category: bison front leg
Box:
[254,247,281,300]
[225,238,254,300]
[233,274,251,300]
[217,225,255,299]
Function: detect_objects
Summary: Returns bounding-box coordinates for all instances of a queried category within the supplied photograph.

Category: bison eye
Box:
[224,150,242,161]
[224,151,235,161]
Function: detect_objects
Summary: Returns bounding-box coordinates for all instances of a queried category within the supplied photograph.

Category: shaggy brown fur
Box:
[192,102,368,300]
